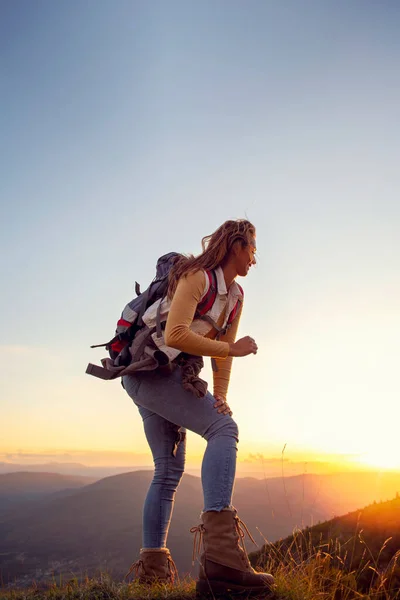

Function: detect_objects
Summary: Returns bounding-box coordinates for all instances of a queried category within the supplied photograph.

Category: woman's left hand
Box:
[213,394,233,416]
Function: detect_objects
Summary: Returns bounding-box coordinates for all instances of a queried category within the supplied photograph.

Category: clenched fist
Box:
[228,336,258,357]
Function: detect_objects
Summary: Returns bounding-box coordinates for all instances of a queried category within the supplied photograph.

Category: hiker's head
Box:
[168,219,256,296]
[201,219,256,277]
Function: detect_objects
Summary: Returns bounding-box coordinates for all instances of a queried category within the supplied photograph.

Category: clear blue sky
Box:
[1,0,399,471]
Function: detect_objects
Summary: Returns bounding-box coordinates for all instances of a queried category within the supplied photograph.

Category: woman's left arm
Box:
[213,301,243,400]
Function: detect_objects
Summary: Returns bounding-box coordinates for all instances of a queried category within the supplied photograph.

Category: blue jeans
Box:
[122,367,239,549]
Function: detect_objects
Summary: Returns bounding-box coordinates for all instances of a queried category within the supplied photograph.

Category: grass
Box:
[1,536,400,600]
[0,575,196,600]
[250,527,400,600]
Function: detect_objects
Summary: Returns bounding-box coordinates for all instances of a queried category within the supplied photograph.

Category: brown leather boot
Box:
[191,508,275,597]
[125,548,178,584]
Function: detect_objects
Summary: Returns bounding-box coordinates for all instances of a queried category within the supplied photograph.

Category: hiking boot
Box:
[125,547,178,584]
[191,507,275,597]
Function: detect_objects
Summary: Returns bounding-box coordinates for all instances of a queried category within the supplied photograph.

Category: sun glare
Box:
[358,450,400,471]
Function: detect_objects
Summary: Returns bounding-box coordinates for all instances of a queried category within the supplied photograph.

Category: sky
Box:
[1,0,399,475]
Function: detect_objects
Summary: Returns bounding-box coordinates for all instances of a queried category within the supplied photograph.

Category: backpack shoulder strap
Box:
[196,270,217,316]
[227,284,244,325]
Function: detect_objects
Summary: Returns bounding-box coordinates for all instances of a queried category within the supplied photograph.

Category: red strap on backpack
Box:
[110,319,132,354]
[197,271,243,325]
[227,284,244,325]
[196,270,217,316]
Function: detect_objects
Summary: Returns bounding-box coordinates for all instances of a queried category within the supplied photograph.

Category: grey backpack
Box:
[85,252,220,380]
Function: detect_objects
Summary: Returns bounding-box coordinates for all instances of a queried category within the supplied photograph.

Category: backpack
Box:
[86,252,242,380]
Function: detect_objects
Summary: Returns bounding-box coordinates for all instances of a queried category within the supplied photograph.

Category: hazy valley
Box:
[1,469,400,587]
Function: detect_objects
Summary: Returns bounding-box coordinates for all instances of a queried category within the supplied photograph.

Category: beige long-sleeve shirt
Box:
[164,269,243,399]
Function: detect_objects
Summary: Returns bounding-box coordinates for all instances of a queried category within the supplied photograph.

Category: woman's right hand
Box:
[228,336,258,357]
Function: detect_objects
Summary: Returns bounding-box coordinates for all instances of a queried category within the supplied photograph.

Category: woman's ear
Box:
[231,239,242,257]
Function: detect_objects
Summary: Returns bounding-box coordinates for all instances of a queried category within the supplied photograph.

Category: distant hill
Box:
[0,471,96,495]
[0,472,96,515]
[250,495,400,593]
[0,462,147,479]
[1,469,400,588]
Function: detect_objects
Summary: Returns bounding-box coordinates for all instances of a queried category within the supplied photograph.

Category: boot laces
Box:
[167,556,179,583]
[234,514,257,550]
[190,523,205,565]
[124,555,178,584]
[124,559,143,581]
[234,514,259,569]
[190,514,258,568]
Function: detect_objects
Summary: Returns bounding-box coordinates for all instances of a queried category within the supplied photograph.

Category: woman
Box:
[123,219,274,595]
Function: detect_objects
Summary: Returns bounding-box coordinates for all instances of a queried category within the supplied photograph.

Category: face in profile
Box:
[236,236,257,277]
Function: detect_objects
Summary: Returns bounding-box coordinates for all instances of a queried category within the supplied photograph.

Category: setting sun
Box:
[358,449,400,471]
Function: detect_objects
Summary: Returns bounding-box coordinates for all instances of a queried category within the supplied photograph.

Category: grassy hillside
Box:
[0,469,341,584]
[2,499,400,599]
[1,553,399,600]
[2,476,400,598]
[0,577,197,600]
[250,495,400,598]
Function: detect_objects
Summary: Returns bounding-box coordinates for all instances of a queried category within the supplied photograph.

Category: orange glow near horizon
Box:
[356,451,400,472]
[3,444,399,477]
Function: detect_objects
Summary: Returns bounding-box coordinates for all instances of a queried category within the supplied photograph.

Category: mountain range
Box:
[1,469,400,587]
[0,472,95,516]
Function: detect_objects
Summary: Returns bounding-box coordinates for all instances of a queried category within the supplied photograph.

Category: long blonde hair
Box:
[167,219,255,298]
